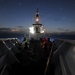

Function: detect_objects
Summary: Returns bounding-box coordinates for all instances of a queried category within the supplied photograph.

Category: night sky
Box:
[0,0,75,33]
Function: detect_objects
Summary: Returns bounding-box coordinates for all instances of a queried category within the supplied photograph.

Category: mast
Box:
[35,8,39,23]
[29,9,45,34]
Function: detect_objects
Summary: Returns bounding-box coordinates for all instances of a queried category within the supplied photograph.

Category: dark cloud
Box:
[57,28,65,31]
[0,28,11,31]
[69,31,75,33]
[57,28,70,32]
[0,28,21,32]
[64,29,70,32]
[0,27,28,34]
[17,26,24,28]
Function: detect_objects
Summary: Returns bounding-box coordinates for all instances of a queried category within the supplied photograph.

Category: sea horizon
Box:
[0,32,75,42]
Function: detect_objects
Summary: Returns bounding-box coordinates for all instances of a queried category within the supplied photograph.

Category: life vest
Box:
[42,38,48,48]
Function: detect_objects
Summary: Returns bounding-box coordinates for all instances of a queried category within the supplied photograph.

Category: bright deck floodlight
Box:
[40,26,45,33]
[40,30,45,33]
[29,26,35,34]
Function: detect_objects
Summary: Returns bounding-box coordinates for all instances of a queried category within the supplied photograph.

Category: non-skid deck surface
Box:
[10,40,55,75]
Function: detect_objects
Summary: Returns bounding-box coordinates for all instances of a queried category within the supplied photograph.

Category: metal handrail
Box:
[44,43,54,75]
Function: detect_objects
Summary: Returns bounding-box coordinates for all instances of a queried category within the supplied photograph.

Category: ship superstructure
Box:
[29,9,45,38]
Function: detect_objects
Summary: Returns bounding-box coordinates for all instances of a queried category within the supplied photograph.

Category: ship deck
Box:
[0,38,75,75]
[10,40,51,75]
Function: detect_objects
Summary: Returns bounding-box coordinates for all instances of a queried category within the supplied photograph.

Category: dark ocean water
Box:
[0,32,75,42]
[0,32,28,42]
[50,34,75,41]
